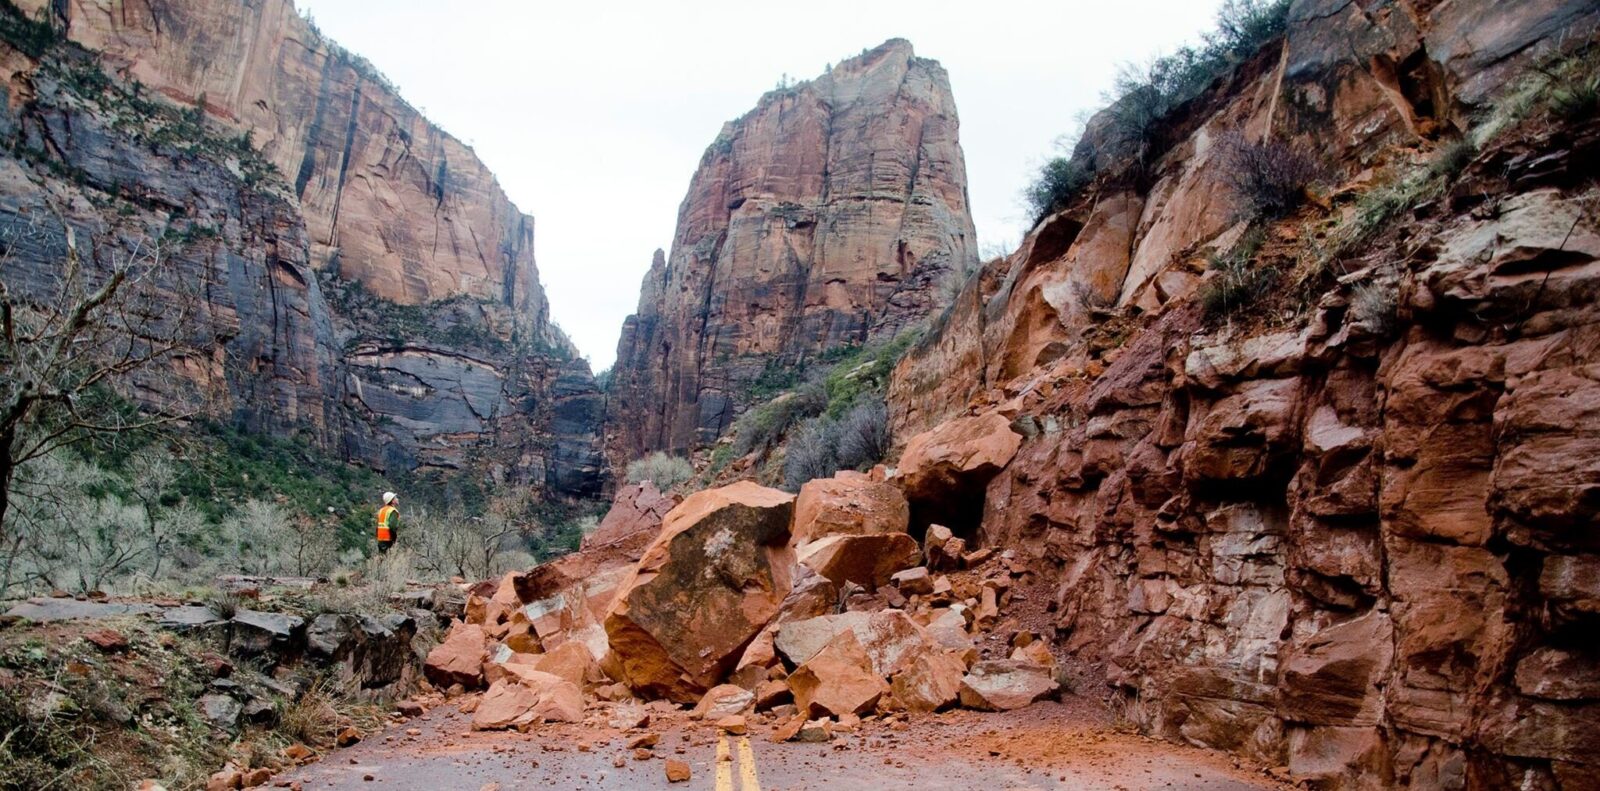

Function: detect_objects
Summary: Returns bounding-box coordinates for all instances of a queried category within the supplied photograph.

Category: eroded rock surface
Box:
[883,2,1600,786]
[607,38,977,459]
[0,0,603,493]
[604,482,797,701]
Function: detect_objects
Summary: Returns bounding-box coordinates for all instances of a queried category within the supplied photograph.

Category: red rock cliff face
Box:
[0,0,603,495]
[20,0,545,318]
[609,39,977,459]
[889,0,1600,787]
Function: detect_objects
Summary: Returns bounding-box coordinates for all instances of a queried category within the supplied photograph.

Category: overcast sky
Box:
[295,0,1225,369]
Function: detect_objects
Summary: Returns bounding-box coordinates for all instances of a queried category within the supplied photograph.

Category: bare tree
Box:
[281,513,338,577]
[414,490,534,580]
[0,214,198,532]
[127,448,177,577]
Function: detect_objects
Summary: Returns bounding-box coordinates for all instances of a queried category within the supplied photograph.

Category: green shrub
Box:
[625,452,694,489]
[819,330,920,418]
[1088,0,1290,171]
[1024,155,1093,223]
[0,1,59,59]
[732,380,826,456]
[1549,77,1600,121]
[1200,228,1278,321]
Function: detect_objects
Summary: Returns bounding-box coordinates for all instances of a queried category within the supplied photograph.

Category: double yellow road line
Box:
[714,734,761,791]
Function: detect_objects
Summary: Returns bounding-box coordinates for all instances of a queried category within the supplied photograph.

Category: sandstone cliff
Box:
[608,39,977,461]
[888,0,1600,786]
[0,0,603,495]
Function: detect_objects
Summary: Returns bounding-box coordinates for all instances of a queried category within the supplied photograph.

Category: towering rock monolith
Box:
[607,39,977,461]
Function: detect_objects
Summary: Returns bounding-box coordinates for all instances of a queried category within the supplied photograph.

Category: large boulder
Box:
[775,611,936,677]
[604,481,797,702]
[792,477,910,545]
[895,414,1022,532]
[532,640,603,688]
[470,670,584,731]
[796,533,921,589]
[229,610,306,657]
[897,413,1022,498]
[693,684,756,719]
[775,613,870,668]
[787,631,889,718]
[484,647,542,686]
[891,650,967,712]
[923,607,974,652]
[583,481,680,555]
[774,570,840,624]
[958,659,1058,711]
[424,622,487,688]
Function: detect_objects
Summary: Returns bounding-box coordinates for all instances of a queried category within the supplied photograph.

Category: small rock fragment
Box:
[665,759,692,782]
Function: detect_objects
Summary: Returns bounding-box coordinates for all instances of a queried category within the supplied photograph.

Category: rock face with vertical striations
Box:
[607,39,977,461]
[0,0,602,494]
[883,1,1600,787]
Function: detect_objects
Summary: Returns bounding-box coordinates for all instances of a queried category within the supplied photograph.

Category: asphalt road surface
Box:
[278,697,1287,791]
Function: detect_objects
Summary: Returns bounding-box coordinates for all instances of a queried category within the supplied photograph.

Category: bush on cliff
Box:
[1024,0,1289,206]
[625,452,695,489]
[781,396,890,490]
[1217,131,1321,219]
[1025,155,1093,223]
[733,380,828,456]
[1199,226,1275,322]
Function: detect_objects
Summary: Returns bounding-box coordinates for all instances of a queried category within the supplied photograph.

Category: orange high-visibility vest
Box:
[376,505,397,542]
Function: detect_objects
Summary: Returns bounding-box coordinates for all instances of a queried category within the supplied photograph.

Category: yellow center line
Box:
[737,736,762,791]
[715,734,734,791]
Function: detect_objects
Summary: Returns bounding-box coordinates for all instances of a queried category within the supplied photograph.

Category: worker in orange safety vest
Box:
[376,491,400,554]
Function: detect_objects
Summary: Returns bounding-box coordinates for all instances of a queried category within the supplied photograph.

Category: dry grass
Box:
[277,678,342,748]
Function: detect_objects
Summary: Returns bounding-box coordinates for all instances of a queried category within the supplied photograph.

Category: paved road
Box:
[281,699,1286,791]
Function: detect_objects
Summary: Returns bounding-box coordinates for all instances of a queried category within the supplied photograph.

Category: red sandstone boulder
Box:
[890,566,934,595]
[774,613,869,668]
[484,647,541,685]
[774,569,841,624]
[891,650,966,712]
[774,610,936,678]
[787,631,888,718]
[897,414,1022,500]
[923,524,961,571]
[424,622,487,689]
[470,669,583,730]
[604,481,796,702]
[796,533,921,589]
[792,476,910,545]
[531,640,602,688]
[923,606,974,653]
[583,481,680,554]
[957,659,1058,711]
[693,684,755,720]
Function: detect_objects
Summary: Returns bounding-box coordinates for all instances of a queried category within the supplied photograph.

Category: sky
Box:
[295,0,1226,370]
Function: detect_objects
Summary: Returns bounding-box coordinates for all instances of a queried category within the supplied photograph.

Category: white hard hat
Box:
[383,491,397,504]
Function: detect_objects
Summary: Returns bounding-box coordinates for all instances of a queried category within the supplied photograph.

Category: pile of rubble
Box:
[422,426,1056,742]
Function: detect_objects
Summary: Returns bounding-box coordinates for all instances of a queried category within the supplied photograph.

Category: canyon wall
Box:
[0,0,603,495]
[607,39,977,461]
[889,0,1600,787]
